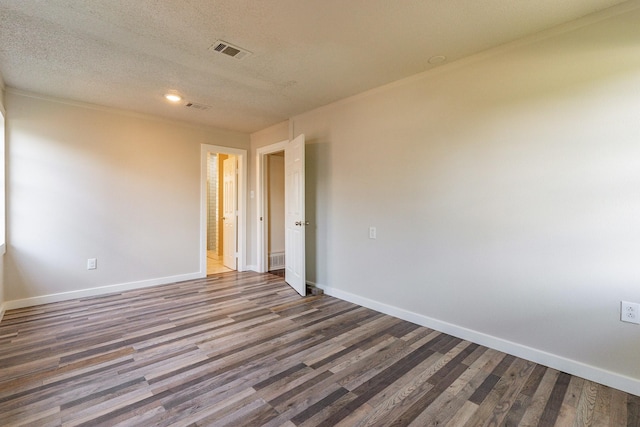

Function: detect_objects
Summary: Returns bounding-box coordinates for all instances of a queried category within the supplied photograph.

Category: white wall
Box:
[5,91,249,304]
[285,7,640,393]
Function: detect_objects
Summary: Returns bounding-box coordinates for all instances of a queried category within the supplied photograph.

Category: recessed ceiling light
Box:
[164,93,182,103]
[428,55,447,65]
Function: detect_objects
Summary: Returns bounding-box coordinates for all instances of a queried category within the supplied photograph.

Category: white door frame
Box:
[200,144,247,276]
[256,140,288,273]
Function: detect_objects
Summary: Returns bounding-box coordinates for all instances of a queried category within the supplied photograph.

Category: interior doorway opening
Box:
[256,140,288,274]
[206,152,234,275]
[256,134,306,296]
[200,144,247,278]
[265,151,285,273]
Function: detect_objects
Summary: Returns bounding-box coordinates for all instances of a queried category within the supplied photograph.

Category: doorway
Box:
[265,151,285,273]
[256,140,287,274]
[256,135,306,296]
[205,152,234,275]
[200,144,247,277]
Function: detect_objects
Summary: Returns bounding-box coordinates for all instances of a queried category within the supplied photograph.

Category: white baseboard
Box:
[3,272,204,311]
[313,282,640,397]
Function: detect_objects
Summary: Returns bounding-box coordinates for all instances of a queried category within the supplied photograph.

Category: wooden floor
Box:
[0,272,638,426]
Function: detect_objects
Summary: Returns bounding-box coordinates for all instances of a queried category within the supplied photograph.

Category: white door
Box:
[222,156,237,270]
[285,134,306,296]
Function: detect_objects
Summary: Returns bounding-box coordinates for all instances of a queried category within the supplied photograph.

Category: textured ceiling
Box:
[0,0,633,133]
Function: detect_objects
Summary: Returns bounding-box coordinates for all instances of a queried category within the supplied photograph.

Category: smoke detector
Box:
[428,55,447,65]
[209,40,252,60]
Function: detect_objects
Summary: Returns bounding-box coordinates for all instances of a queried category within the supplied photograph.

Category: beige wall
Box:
[4,91,249,302]
[284,8,640,392]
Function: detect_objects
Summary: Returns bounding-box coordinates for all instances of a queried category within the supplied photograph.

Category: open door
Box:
[222,156,237,270]
[285,134,306,296]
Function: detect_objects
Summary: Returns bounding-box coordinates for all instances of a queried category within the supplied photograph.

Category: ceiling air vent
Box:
[185,102,211,111]
[209,40,252,60]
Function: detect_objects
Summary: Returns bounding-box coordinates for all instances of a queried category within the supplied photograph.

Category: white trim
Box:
[3,272,201,311]
[315,283,640,397]
[200,144,247,276]
[255,140,288,273]
[0,303,5,323]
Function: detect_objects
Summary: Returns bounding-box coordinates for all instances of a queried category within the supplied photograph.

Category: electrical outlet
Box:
[369,227,376,239]
[87,258,97,270]
[621,301,640,324]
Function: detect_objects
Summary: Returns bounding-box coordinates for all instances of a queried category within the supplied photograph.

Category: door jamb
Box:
[256,140,288,273]
[200,144,247,276]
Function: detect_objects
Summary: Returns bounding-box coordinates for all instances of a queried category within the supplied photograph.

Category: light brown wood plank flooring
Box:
[0,271,638,426]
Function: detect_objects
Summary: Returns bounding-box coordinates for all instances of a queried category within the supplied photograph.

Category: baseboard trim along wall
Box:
[311,282,640,397]
[3,272,203,311]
